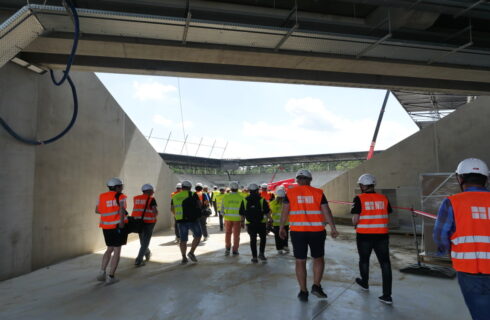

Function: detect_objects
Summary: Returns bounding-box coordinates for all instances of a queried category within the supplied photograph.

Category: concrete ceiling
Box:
[1,0,490,93]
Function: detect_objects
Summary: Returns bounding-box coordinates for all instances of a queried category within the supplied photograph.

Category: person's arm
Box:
[170,198,175,215]
[351,196,361,227]
[321,203,338,238]
[263,200,271,220]
[151,198,158,216]
[240,200,246,227]
[95,199,100,214]
[118,198,126,228]
[433,198,455,257]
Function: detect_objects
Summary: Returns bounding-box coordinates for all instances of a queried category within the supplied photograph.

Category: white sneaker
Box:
[284,247,290,253]
[105,275,119,285]
[96,270,106,282]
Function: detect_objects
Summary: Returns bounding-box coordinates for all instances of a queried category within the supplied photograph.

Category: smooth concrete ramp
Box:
[0,218,469,320]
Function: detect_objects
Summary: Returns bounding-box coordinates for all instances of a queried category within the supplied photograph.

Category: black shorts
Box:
[103,228,128,247]
[290,230,326,259]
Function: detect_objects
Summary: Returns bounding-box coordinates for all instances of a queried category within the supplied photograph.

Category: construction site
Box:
[1,0,490,319]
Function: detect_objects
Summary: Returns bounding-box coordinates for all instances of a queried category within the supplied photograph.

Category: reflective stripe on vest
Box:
[287,185,325,232]
[270,199,288,226]
[132,194,157,223]
[223,193,244,221]
[356,193,389,234]
[98,191,127,229]
[448,192,490,274]
[172,191,193,221]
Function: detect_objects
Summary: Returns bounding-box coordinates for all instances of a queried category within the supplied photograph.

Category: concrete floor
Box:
[0,218,470,320]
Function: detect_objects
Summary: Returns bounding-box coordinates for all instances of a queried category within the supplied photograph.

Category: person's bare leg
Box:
[296,259,308,292]
[313,257,325,286]
[189,236,201,254]
[101,247,114,271]
[108,246,121,276]
[180,241,187,257]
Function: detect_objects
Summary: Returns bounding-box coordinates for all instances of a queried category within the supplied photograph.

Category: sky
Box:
[96,73,419,159]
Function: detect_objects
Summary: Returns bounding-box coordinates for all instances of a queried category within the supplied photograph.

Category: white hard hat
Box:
[219,186,225,191]
[275,188,286,197]
[181,180,192,188]
[213,186,218,189]
[176,183,182,188]
[249,183,259,191]
[456,158,489,177]
[358,173,376,186]
[260,183,268,189]
[107,177,123,187]
[296,169,312,179]
[203,185,209,189]
[229,182,239,189]
[141,183,154,192]
[196,182,203,188]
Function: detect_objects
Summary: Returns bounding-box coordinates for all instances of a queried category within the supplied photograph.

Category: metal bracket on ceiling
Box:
[274,23,298,52]
[356,11,392,59]
[428,24,473,64]
[281,2,298,27]
[182,0,191,44]
[454,0,486,18]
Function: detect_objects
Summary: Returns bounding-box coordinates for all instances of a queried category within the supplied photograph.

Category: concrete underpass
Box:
[1,1,490,319]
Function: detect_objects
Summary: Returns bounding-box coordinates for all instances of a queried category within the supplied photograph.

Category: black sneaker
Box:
[251,257,258,263]
[145,250,152,262]
[134,260,145,267]
[258,254,267,261]
[311,284,328,299]
[187,252,198,262]
[379,295,393,305]
[297,290,309,302]
[225,248,231,256]
[232,251,239,256]
[181,257,188,265]
[355,278,369,291]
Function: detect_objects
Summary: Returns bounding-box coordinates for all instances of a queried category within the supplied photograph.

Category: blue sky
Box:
[96,73,419,159]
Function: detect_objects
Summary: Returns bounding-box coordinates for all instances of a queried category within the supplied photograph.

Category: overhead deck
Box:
[1,0,490,94]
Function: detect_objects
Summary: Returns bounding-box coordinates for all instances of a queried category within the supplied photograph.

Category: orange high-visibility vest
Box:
[448,192,490,274]
[356,193,389,234]
[98,191,127,229]
[260,191,272,201]
[287,185,325,232]
[131,194,157,224]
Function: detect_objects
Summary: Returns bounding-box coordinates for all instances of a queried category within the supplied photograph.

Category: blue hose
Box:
[0,0,80,145]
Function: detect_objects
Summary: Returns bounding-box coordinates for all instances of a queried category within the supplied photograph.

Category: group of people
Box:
[94,158,490,320]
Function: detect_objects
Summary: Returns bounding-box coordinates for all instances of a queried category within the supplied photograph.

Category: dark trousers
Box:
[213,202,218,216]
[457,272,490,320]
[200,215,209,238]
[247,223,267,257]
[273,226,289,250]
[136,223,155,262]
[174,218,180,239]
[357,234,392,296]
[218,211,224,231]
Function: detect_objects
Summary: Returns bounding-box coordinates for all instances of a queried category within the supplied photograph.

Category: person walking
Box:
[132,183,158,267]
[171,183,182,243]
[271,188,290,254]
[171,181,202,264]
[211,186,220,216]
[215,187,226,231]
[242,183,271,263]
[434,158,490,320]
[351,174,393,305]
[280,169,338,302]
[196,183,211,241]
[222,182,245,256]
[260,183,275,202]
[95,178,128,285]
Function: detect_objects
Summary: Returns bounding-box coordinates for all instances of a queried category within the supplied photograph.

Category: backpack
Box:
[182,191,202,222]
[244,196,264,224]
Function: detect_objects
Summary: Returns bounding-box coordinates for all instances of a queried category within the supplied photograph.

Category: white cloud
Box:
[152,115,173,127]
[241,97,416,155]
[133,81,177,101]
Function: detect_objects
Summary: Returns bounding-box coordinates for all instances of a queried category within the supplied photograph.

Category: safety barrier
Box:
[328,200,437,220]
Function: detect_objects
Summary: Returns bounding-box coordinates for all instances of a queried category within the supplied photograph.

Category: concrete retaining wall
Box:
[322,96,490,229]
[0,63,177,280]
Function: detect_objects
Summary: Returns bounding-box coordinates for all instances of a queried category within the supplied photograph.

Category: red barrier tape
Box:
[328,200,437,220]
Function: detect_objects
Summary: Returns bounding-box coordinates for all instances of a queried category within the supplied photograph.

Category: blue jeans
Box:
[177,221,202,242]
[457,272,490,320]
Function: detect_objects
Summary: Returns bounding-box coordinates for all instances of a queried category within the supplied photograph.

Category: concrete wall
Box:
[0,63,177,279]
[322,96,490,228]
